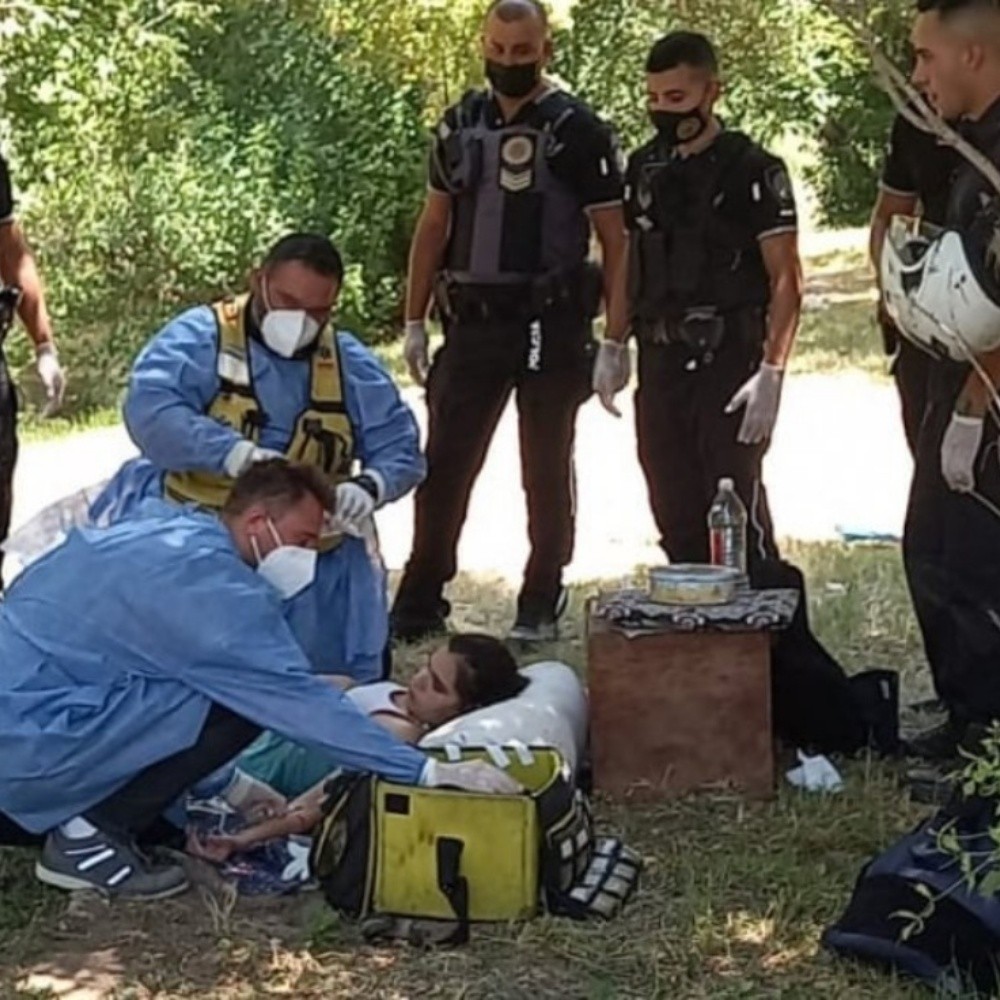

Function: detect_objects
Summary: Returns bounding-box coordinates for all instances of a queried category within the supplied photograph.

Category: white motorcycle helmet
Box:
[880,213,1000,361]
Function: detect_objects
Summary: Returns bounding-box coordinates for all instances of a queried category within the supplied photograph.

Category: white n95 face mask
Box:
[260,308,321,358]
[260,279,323,358]
[251,520,318,600]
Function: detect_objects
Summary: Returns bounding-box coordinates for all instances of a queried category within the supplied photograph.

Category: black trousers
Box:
[890,335,933,458]
[0,346,17,591]
[634,328,779,573]
[903,362,1000,726]
[394,311,593,620]
[0,703,260,846]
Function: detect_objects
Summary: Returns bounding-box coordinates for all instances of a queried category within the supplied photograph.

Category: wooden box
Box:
[587,589,797,800]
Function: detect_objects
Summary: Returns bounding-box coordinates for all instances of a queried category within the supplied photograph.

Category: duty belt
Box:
[636,305,764,363]
[435,264,601,325]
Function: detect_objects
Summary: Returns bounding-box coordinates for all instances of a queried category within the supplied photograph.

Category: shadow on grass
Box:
[1,542,936,1000]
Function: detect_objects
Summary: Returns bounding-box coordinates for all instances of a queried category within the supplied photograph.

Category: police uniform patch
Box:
[611,133,627,175]
[500,134,535,192]
[765,165,794,207]
[502,135,535,167]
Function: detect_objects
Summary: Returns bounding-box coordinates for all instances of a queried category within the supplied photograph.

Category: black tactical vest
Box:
[438,89,590,284]
[631,131,769,321]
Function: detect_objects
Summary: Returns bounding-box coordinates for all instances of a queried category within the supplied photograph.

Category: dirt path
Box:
[10,369,911,583]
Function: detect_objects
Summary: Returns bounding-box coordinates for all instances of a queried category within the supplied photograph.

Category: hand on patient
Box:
[186,800,319,863]
[187,829,245,863]
[223,769,288,821]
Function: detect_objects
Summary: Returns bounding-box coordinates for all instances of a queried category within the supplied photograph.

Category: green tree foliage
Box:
[559,0,911,226]
[556,0,815,152]
[0,0,917,414]
[0,0,431,409]
[803,2,912,226]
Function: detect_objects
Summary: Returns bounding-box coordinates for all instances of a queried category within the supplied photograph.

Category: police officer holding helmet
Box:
[392,0,628,643]
[879,0,1000,761]
[605,31,802,573]
[870,112,956,457]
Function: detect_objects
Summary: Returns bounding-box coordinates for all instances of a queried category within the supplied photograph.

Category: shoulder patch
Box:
[764,164,795,207]
[609,130,627,175]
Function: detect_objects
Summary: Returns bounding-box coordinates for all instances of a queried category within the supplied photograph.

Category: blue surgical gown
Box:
[91,306,425,682]
[0,505,426,833]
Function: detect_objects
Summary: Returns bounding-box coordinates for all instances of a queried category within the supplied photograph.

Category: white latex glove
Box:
[336,480,376,527]
[222,769,288,821]
[592,340,631,417]
[35,344,66,417]
[404,320,430,386]
[941,413,984,493]
[420,758,523,795]
[223,440,283,479]
[724,362,784,445]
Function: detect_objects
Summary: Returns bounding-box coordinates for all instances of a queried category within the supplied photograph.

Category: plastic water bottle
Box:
[708,477,747,575]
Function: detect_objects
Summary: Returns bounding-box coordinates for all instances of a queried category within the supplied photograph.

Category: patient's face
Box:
[406,647,467,727]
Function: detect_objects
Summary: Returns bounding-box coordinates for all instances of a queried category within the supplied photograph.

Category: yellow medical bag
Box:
[310,745,640,941]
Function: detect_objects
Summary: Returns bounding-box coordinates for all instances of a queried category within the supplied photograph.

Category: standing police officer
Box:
[606,32,802,573]
[870,111,956,455]
[392,0,628,643]
[0,151,65,590]
[600,31,901,757]
[884,0,1000,759]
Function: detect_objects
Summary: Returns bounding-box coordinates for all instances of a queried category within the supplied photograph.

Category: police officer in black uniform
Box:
[871,111,957,455]
[896,0,1000,758]
[595,32,899,757]
[0,151,64,590]
[606,31,802,574]
[391,0,628,643]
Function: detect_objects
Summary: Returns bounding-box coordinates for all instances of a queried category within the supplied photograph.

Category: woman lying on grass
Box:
[187,633,527,864]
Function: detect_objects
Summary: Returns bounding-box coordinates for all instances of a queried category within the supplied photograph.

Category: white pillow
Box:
[419,661,588,774]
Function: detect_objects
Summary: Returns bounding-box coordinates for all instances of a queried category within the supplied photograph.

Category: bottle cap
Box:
[718,477,735,491]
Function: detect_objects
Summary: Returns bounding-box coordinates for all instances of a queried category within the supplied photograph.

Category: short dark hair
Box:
[485,0,549,31]
[222,459,334,519]
[262,233,344,284]
[915,0,1000,13]
[646,31,719,75]
[448,633,528,710]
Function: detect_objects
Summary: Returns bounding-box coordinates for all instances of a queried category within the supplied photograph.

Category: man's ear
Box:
[242,505,269,538]
[965,42,986,73]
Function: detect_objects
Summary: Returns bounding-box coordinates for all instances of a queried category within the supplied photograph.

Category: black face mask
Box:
[486,59,540,99]
[649,107,708,148]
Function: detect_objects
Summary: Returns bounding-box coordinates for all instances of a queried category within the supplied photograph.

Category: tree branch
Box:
[818,0,1000,200]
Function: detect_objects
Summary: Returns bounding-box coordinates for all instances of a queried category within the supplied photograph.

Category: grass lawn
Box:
[0,233,946,997]
[0,540,946,1000]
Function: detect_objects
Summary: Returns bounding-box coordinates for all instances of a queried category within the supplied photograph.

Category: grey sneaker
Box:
[36,827,189,900]
[508,619,559,643]
[508,587,569,643]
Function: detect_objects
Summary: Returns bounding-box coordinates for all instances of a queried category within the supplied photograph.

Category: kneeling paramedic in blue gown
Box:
[0,461,519,901]
[90,233,424,682]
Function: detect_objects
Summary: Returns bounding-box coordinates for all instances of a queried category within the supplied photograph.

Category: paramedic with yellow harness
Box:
[91,234,425,681]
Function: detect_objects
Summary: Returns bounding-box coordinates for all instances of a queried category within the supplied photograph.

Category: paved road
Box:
[10,369,911,583]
